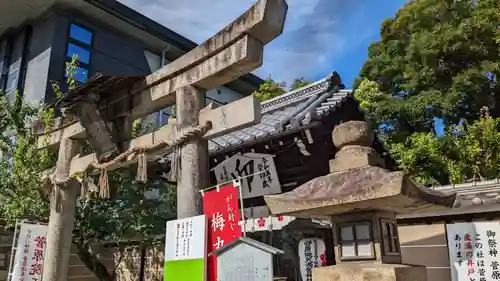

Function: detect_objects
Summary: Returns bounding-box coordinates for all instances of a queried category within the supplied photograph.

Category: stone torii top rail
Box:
[34,0,288,178]
[33,2,288,281]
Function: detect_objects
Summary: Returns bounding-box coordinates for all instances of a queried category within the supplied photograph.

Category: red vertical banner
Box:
[202,183,243,281]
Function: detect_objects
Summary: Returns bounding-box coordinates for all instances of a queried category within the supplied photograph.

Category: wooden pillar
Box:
[175,86,208,219]
[42,137,80,281]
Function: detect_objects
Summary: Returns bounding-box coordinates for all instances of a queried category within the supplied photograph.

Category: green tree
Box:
[252,76,312,102]
[252,77,286,102]
[357,0,500,141]
[391,116,500,186]
[0,56,175,281]
[290,77,312,90]
[355,0,500,185]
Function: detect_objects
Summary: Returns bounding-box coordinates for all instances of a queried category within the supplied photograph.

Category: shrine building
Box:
[200,73,500,281]
[203,72,396,280]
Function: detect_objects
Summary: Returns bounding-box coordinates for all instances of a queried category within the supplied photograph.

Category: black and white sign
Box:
[213,153,281,199]
[10,223,47,281]
[446,222,500,281]
[298,238,327,281]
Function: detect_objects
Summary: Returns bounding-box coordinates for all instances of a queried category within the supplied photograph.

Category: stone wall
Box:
[398,224,451,281]
[0,232,164,281]
[0,223,466,281]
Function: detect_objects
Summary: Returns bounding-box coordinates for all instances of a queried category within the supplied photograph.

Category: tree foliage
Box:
[390,116,500,186]
[355,0,500,186]
[253,77,286,102]
[253,76,312,102]
[0,56,176,281]
[290,77,313,90]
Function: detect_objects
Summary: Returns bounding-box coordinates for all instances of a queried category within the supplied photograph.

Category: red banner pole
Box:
[233,179,247,237]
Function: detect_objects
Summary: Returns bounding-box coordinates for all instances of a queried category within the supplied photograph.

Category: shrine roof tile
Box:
[430,179,500,207]
[208,74,352,154]
[393,179,500,221]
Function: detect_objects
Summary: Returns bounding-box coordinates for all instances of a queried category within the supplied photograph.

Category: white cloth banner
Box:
[10,223,48,281]
[446,222,500,281]
[240,206,295,232]
[213,153,281,199]
[242,215,295,233]
[298,238,327,281]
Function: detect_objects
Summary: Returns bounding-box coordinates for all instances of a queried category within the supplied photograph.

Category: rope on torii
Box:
[47,120,212,206]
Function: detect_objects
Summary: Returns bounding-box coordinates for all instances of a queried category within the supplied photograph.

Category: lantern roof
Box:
[265,121,456,218]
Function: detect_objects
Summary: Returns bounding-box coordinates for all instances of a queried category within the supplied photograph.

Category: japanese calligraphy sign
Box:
[164,215,207,281]
[446,222,500,281]
[10,223,47,281]
[212,153,281,199]
[202,184,243,281]
[298,238,327,281]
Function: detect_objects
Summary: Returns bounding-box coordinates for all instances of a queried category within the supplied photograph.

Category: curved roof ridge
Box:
[261,76,332,114]
[208,78,351,154]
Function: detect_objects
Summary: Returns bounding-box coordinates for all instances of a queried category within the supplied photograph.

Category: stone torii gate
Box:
[33,1,287,281]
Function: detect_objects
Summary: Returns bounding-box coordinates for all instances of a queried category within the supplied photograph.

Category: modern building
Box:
[0,0,263,124]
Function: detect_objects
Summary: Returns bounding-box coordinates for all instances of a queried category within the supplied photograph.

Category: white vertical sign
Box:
[298,238,327,281]
[213,153,281,199]
[10,223,47,281]
[446,222,500,281]
[164,215,208,281]
[165,215,207,261]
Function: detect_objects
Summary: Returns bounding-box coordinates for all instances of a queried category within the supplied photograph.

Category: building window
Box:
[65,23,93,84]
[66,43,91,64]
[338,222,374,260]
[381,219,399,255]
[69,24,93,46]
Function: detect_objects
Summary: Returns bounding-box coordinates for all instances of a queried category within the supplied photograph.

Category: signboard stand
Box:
[446,221,500,281]
[7,221,48,281]
[202,181,245,281]
[164,215,208,281]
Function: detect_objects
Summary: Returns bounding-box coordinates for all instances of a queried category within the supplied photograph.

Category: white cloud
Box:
[118,0,355,84]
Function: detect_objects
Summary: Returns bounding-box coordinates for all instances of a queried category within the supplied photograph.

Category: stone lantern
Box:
[264,121,456,281]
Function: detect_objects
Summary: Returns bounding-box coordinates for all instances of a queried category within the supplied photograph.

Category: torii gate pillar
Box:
[176,86,208,218]
[43,138,81,281]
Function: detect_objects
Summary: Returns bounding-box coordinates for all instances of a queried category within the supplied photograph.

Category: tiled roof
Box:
[208,74,352,154]
[396,180,500,219]
[431,179,500,207]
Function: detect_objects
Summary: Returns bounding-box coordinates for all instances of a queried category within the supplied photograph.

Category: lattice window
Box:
[381,219,399,255]
[338,221,375,260]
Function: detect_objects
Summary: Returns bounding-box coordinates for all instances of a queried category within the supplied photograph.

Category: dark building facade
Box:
[0,0,262,123]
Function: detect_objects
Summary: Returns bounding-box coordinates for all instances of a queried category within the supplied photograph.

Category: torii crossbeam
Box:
[33,1,288,281]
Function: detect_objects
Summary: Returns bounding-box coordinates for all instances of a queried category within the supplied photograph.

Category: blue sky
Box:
[118,0,408,89]
[118,0,448,133]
